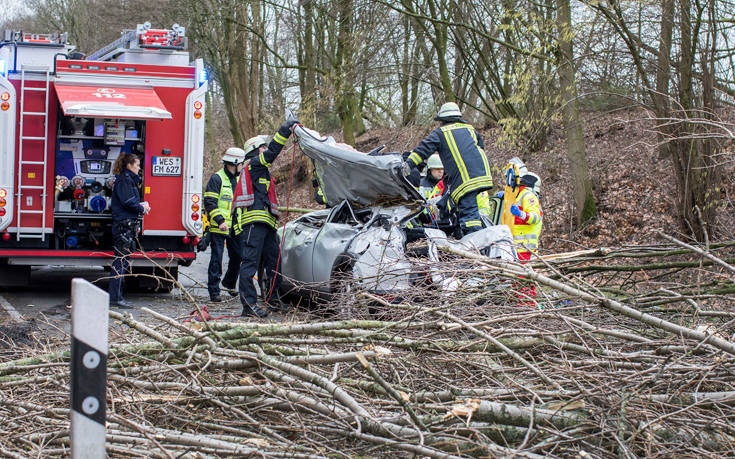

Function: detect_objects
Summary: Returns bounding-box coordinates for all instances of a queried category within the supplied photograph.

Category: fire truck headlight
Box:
[0,92,9,101]
[0,188,7,198]
[1,102,9,111]
[193,110,202,119]
[193,221,203,232]
[0,197,6,207]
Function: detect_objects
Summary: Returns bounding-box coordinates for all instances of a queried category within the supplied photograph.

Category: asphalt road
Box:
[0,249,246,336]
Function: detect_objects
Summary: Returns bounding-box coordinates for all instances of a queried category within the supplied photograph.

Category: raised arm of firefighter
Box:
[203,173,226,230]
[250,120,300,173]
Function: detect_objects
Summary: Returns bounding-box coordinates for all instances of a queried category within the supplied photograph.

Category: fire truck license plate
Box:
[152,156,182,176]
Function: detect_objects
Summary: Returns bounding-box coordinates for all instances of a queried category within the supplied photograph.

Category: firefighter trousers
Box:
[109,218,138,303]
[207,231,242,298]
[457,190,485,236]
[239,223,281,308]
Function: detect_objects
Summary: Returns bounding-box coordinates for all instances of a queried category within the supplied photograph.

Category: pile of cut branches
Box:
[0,236,734,458]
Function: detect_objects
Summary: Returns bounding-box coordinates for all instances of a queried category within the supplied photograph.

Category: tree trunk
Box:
[335,0,357,145]
[555,0,596,226]
[665,0,717,240]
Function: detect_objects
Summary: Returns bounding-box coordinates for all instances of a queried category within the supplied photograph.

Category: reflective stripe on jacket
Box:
[204,168,241,235]
[512,187,542,255]
[407,122,493,202]
[238,127,289,231]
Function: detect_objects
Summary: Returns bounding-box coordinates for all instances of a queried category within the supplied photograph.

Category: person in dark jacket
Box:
[234,119,299,318]
[108,153,150,308]
[406,102,493,236]
[203,147,246,302]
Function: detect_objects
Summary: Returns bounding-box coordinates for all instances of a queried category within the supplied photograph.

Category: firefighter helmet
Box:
[426,154,443,170]
[435,102,462,120]
[244,135,269,158]
[521,172,541,196]
[222,147,246,165]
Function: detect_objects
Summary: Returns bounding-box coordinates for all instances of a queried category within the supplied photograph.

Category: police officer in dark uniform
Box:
[235,118,299,317]
[108,153,150,308]
[203,147,246,302]
[405,102,493,236]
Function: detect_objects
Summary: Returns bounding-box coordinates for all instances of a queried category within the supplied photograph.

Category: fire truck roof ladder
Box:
[86,22,187,62]
[16,64,51,241]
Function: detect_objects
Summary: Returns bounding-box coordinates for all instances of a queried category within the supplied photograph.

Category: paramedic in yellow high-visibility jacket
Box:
[499,172,542,261]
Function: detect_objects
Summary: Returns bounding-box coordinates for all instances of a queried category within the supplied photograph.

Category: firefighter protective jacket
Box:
[407,122,493,202]
[237,127,290,231]
[203,168,241,235]
[418,174,441,199]
[511,186,542,259]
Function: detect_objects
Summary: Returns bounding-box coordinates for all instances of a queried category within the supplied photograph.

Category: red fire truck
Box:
[0,23,207,289]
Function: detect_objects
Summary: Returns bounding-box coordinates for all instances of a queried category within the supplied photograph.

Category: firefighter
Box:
[419,154,444,199]
[498,172,542,261]
[312,178,327,207]
[405,102,493,236]
[235,119,299,318]
[203,147,246,302]
[108,153,150,308]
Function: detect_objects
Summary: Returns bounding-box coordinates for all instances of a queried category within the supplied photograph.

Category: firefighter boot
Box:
[241,297,269,318]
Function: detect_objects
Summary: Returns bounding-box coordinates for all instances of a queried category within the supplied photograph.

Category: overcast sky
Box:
[1,0,31,23]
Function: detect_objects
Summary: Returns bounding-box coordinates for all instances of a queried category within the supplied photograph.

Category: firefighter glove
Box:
[510,204,522,217]
[279,118,300,136]
[496,191,504,198]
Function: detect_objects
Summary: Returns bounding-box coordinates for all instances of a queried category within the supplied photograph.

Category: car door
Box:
[279,211,327,285]
[311,202,364,285]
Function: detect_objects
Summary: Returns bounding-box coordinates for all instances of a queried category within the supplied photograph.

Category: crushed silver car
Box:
[277,124,517,300]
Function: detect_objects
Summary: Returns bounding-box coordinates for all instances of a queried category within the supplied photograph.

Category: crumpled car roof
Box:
[294,125,424,208]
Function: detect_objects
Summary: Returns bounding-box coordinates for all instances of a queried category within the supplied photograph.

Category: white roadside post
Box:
[70,278,108,458]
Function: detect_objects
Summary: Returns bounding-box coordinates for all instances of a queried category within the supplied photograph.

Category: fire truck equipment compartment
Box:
[54,84,172,119]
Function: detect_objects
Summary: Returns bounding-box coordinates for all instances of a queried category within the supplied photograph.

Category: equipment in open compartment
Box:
[54,117,145,215]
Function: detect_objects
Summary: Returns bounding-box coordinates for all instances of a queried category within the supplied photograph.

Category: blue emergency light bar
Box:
[0,59,7,78]
[198,69,208,87]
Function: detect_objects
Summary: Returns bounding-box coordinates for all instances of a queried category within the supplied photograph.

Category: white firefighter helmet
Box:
[426,154,443,170]
[243,135,270,158]
[222,147,246,165]
[435,102,462,120]
[521,172,541,196]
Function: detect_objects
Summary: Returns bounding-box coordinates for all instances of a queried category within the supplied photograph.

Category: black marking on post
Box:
[71,337,107,426]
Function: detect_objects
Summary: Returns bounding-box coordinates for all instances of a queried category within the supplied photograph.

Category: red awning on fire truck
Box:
[54,84,172,119]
